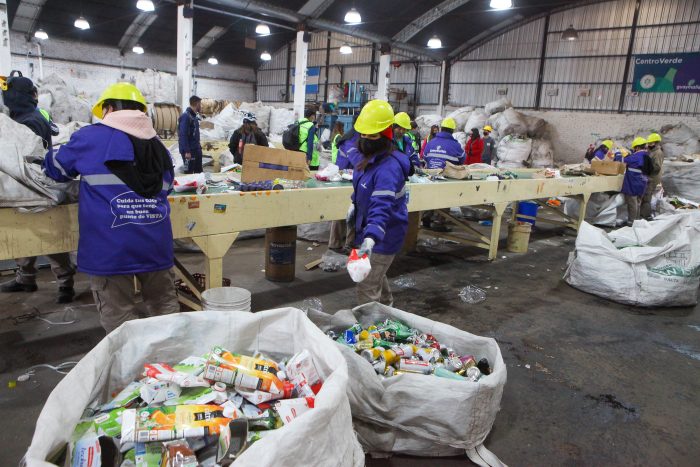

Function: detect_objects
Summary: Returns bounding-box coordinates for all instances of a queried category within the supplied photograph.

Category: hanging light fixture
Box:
[34,29,49,40]
[427,35,442,49]
[260,51,272,61]
[344,8,361,24]
[339,43,352,55]
[208,57,219,65]
[74,16,90,30]
[255,24,271,36]
[136,0,155,12]
[489,0,513,9]
[562,24,579,41]
[132,45,144,54]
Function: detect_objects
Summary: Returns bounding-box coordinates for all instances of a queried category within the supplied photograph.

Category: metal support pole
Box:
[324,31,331,102]
[293,29,308,119]
[534,14,550,110]
[412,63,420,117]
[36,42,44,80]
[618,0,641,113]
[376,52,391,101]
[176,2,194,112]
[0,0,11,72]
[285,42,292,103]
[437,60,447,115]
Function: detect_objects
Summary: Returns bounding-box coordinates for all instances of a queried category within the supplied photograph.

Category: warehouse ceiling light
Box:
[74,16,90,30]
[344,8,361,24]
[255,24,270,35]
[427,35,442,49]
[339,43,352,55]
[260,51,272,61]
[136,0,155,12]
[562,24,579,41]
[208,57,219,65]
[132,45,144,54]
[34,29,48,40]
[489,0,513,9]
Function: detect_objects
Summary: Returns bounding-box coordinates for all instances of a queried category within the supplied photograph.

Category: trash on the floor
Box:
[35,316,78,325]
[320,250,348,272]
[392,275,416,289]
[458,285,487,304]
[565,212,700,306]
[301,297,323,315]
[347,249,371,283]
[17,373,32,382]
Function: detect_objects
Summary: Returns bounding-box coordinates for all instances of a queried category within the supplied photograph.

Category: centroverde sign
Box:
[632,53,700,93]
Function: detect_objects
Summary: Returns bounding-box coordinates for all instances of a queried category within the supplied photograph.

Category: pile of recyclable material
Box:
[329,319,492,382]
[69,346,323,466]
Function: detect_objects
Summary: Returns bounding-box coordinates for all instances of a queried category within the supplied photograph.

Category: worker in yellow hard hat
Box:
[392,112,420,167]
[43,82,179,332]
[590,139,615,161]
[640,132,664,219]
[348,99,411,306]
[621,137,653,225]
[482,125,496,165]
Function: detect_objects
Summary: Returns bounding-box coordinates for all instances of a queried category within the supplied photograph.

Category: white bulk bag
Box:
[495,135,532,169]
[488,108,528,137]
[464,109,489,134]
[308,303,507,464]
[662,161,700,203]
[529,138,554,168]
[564,213,700,307]
[484,98,511,116]
[23,308,364,467]
[446,106,474,132]
[416,114,443,139]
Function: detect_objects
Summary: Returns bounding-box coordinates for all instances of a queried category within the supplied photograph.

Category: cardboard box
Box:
[242,145,311,183]
[591,159,626,176]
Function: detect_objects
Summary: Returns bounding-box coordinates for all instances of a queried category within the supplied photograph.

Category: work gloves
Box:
[358,237,375,258]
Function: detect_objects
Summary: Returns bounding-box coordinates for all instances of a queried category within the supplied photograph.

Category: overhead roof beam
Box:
[118,11,158,53]
[447,14,524,61]
[393,0,471,43]
[11,0,47,36]
[298,0,336,19]
[193,25,228,59]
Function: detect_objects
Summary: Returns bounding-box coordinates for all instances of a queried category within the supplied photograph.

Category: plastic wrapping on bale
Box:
[464,109,488,134]
[446,106,474,132]
[484,98,512,116]
[523,114,547,138]
[452,131,467,148]
[659,123,700,159]
[529,139,554,168]
[488,108,528,137]
[269,107,295,136]
[415,114,443,138]
[37,74,92,125]
[662,161,700,202]
[133,69,177,104]
[496,135,532,169]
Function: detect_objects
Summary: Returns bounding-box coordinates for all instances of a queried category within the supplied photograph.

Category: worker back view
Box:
[298,107,320,170]
[423,117,466,169]
[621,137,652,225]
[640,132,664,219]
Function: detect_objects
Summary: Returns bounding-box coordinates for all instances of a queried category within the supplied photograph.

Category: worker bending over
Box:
[640,133,664,220]
[44,83,179,333]
[622,137,653,225]
[591,140,614,160]
[328,117,359,253]
[393,112,421,168]
[481,125,496,165]
[348,100,410,306]
[178,95,202,173]
[298,108,320,170]
[0,71,76,303]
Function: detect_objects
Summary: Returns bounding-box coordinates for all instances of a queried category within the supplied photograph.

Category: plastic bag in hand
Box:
[347,249,371,283]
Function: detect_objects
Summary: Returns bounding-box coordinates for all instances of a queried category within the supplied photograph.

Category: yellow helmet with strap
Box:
[92,82,147,119]
[354,100,395,135]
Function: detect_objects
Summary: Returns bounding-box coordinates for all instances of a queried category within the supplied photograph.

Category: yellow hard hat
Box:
[647,133,661,143]
[92,82,147,119]
[631,137,647,149]
[483,125,493,132]
[394,112,411,130]
[354,99,394,135]
[441,117,456,130]
[602,139,613,149]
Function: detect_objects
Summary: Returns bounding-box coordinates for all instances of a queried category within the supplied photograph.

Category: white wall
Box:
[9,31,255,103]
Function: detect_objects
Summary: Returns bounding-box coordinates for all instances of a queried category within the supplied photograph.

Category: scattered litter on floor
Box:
[458,285,487,304]
[17,373,32,382]
[525,364,531,369]
[393,275,416,289]
[35,316,78,326]
[687,325,700,332]
[320,250,348,272]
[306,247,313,251]
[301,297,323,315]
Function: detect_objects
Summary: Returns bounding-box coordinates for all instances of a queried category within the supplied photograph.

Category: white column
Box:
[437,60,447,115]
[293,30,308,120]
[376,53,391,101]
[176,4,194,112]
[0,0,11,73]
[36,43,43,80]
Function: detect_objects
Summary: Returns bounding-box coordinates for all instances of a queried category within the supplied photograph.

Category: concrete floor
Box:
[1,224,698,466]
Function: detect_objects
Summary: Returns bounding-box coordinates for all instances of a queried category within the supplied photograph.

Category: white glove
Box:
[346,205,355,225]
[358,237,375,258]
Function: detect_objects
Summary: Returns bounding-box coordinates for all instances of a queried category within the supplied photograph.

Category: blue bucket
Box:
[516,201,539,225]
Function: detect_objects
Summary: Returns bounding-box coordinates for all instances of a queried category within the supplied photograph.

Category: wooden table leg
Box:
[192,232,240,289]
[489,202,507,260]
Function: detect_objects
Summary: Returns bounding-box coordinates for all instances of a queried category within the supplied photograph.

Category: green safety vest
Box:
[406,131,419,152]
[331,133,341,164]
[298,118,320,167]
[39,108,51,122]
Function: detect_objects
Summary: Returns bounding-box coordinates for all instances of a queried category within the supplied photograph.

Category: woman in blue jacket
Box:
[348,100,411,306]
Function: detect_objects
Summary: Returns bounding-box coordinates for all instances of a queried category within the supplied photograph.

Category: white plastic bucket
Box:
[201,287,252,312]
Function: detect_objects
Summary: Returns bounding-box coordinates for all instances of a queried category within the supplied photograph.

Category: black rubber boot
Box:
[1,279,38,293]
[56,286,75,304]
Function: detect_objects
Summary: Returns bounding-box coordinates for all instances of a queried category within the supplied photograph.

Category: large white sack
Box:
[446,106,474,132]
[660,123,700,159]
[484,98,511,116]
[488,108,528,137]
[562,192,627,227]
[496,135,532,169]
[269,107,295,135]
[452,131,467,147]
[24,308,364,467]
[308,303,506,462]
[239,102,273,134]
[522,114,546,138]
[662,161,700,202]
[416,114,443,138]
[133,69,177,104]
[53,121,89,146]
[464,109,488,134]
[564,213,700,307]
[529,138,554,168]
